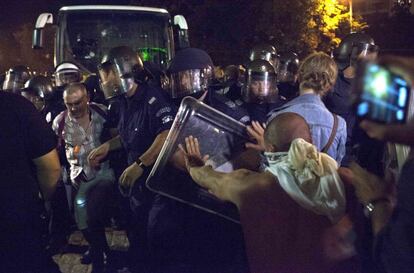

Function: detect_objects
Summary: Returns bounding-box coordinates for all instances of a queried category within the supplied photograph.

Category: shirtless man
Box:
[181,112,346,273]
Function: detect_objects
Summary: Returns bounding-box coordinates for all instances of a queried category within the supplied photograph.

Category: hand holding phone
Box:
[354,61,411,124]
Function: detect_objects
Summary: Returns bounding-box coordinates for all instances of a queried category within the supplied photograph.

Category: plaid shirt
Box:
[52,103,110,182]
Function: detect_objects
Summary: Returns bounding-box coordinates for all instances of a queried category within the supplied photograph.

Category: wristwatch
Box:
[135,158,147,170]
[364,197,390,218]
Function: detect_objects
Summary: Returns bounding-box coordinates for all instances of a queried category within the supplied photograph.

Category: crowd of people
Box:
[0,31,413,273]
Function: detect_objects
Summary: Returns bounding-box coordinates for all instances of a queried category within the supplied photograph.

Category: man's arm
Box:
[371,201,394,236]
[339,166,395,236]
[88,135,122,168]
[180,135,263,205]
[360,120,414,146]
[138,130,169,166]
[118,130,169,188]
[188,165,256,205]
[32,148,61,201]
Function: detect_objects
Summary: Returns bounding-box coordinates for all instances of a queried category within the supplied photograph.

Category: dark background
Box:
[0,0,413,73]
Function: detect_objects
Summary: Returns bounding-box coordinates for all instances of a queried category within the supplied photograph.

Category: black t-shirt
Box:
[0,91,57,226]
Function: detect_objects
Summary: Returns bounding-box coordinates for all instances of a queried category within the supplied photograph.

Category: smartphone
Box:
[354,61,411,124]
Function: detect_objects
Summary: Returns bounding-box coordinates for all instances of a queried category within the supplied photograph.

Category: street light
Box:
[349,0,353,33]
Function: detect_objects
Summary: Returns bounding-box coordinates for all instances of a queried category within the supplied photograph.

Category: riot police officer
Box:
[89,46,176,272]
[326,33,379,124]
[145,47,248,273]
[324,32,380,168]
[277,51,300,101]
[240,59,286,124]
[54,62,82,88]
[213,65,242,102]
[2,65,32,93]
[167,47,250,124]
[20,81,47,112]
[49,62,84,124]
[22,75,58,122]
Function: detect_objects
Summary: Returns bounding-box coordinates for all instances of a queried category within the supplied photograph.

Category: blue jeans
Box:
[74,169,114,230]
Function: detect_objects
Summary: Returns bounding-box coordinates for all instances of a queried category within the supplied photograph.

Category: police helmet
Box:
[21,75,53,111]
[2,65,32,93]
[334,33,379,70]
[98,46,146,99]
[167,48,214,98]
[242,59,278,104]
[249,44,279,71]
[54,62,82,87]
[277,51,300,83]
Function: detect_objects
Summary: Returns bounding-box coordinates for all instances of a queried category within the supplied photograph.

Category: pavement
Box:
[53,229,130,273]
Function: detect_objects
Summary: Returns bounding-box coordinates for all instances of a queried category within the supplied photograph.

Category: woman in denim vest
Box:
[268,52,347,164]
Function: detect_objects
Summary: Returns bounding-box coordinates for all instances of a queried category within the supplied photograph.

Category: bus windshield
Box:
[59,10,171,73]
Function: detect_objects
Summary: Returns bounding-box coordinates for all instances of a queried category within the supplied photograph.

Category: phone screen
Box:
[356,63,410,124]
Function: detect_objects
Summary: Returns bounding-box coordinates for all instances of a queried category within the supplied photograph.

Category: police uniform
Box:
[117,83,176,269]
[206,89,251,125]
[244,99,286,124]
[234,94,286,124]
[118,84,176,166]
[147,47,248,272]
[147,90,249,272]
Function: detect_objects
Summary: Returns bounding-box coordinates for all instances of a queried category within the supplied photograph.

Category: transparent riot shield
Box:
[146,96,260,222]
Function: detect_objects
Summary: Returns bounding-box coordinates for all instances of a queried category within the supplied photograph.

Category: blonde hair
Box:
[298,52,338,96]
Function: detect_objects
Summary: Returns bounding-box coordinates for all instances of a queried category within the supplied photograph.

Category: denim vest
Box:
[268,93,347,164]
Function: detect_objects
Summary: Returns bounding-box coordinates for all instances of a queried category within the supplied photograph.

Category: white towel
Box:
[264,138,346,223]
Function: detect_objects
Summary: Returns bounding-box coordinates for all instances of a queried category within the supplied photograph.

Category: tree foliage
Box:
[260,0,367,57]
[132,0,369,63]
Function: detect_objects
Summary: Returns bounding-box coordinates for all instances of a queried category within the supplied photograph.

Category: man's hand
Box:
[119,162,144,190]
[88,142,110,169]
[245,121,266,151]
[343,162,391,205]
[179,136,209,172]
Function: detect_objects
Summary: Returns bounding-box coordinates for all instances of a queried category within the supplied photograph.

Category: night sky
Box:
[0,0,413,73]
[0,0,132,27]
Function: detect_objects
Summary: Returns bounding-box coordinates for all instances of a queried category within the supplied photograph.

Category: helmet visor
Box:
[98,63,122,99]
[277,62,295,83]
[55,71,81,87]
[2,72,26,92]
[169,68,212,98]
[112,56,143,94]
[242,72,278,103]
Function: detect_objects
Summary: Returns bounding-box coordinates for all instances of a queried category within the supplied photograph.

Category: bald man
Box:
[181,112,346,273]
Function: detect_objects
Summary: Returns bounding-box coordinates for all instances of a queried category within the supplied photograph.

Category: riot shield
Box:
[146,96,259,222]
